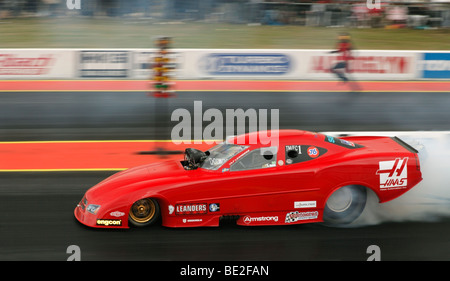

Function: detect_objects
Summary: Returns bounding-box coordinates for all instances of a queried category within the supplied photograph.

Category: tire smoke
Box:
[352,132,450,226]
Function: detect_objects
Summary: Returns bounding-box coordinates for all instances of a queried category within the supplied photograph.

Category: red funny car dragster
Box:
[74,130,422,229]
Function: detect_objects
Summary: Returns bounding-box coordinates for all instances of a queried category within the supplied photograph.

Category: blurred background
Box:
[1,0,449,50]
[0,0,449,28]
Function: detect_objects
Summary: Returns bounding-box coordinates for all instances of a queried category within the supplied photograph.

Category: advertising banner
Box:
[132,49,153,79]
[183,49,419,80]
[0,49,74,79]
[184,49,301,79]
[1,48,447,81]
[200,53,291,76]
[131,49,182,79]
[304,50,418,80]
[78,50,130,78]
[419,52,450,79]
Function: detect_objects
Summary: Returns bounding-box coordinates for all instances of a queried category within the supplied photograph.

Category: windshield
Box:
[200,143,249,170]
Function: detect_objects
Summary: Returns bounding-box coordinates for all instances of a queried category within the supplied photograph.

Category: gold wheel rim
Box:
[129,199,156,223]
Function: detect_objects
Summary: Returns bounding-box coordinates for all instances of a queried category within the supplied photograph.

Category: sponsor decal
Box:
[200,53,291,75]
[209,203,220,212]
[307,146,319,158]
[86,204,100,215]
[228,149,250,166]
[96,219,122,226]
[285,211,319,223]
[294,201,317,209]
[420,52,450,79]
[183,218,203,223]
[176,203,207,215]
[324,135,363,149]
[340,139,355,147]
[376,157,408,190]
[243,215,279,225]
[110,211,125,217]
[168,205,175,215]
[285,145,327,165]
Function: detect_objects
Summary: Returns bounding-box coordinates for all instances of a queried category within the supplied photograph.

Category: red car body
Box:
[74,130,422,229]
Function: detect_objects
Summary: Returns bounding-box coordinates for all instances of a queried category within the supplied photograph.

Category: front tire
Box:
[323,185,367,226]
[128,198,160,227]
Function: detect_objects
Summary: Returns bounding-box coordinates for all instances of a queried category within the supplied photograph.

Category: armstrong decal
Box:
[243,215,279,225]
[376,157,408,190]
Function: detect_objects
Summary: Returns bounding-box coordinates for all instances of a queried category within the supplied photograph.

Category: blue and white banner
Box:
[420,52,450,79]
[199,53,291,76]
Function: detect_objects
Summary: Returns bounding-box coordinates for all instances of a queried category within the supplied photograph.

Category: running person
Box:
[329,32,353,83]
[329,33,361,91]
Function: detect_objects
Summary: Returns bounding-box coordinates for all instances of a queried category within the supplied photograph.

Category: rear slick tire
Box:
[323,185,367,226]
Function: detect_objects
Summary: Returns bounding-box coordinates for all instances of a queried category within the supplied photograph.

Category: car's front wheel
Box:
[323,185,367,226]
[128,198,160,227]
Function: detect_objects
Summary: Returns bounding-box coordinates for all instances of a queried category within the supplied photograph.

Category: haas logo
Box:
[376,158,408,190]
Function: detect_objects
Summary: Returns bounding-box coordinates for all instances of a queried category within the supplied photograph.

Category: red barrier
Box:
[0,80,449,92]
[0,141,212,171]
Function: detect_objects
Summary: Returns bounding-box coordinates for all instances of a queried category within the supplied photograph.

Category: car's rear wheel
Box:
[323,185,367,226]
[128,198,160,227]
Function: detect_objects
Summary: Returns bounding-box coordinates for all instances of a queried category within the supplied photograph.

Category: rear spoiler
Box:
[392,137,419,154]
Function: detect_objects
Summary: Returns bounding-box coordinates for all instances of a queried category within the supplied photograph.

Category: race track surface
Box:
[2,89,450,141]
[2,172,450,261]
[1,80,450,261]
